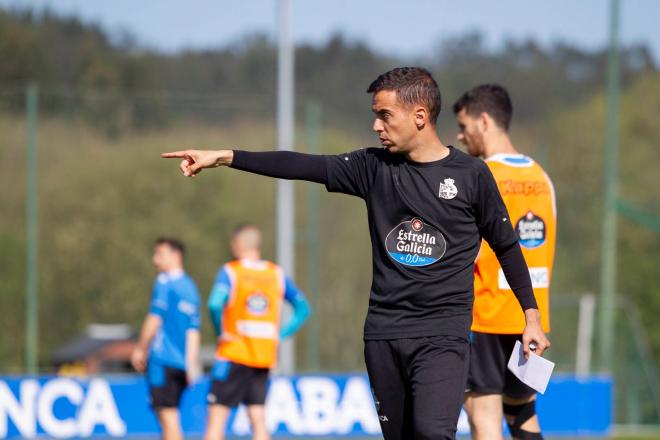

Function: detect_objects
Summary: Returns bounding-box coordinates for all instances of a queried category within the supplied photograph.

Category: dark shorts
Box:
[466,331,535,399]
[207,361,270,407]
[147,361,187,409]
[365,335,470,440]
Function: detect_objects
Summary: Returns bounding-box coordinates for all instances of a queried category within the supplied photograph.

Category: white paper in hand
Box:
[507,340,555,394]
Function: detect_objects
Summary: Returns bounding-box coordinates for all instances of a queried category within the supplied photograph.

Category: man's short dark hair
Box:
[155,237,185,256]
[367,67,442,125]
[452,84,513,130]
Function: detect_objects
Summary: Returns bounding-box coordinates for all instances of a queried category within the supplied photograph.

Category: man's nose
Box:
[372,119,383,133]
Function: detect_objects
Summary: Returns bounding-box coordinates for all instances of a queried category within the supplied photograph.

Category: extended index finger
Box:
[161,150,190,159]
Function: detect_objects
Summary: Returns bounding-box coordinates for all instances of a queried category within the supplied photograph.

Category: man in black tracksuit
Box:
[162,67,550,440]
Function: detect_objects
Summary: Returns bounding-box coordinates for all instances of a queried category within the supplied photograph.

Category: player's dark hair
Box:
[367,67,442,125]
[452,84,513,130]
[155,237,185,256]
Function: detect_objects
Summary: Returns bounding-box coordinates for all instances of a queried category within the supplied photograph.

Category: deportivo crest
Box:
[438,178,458,200]
[247,293,269,315]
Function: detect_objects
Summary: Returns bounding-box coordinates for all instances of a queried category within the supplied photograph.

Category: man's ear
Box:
[479,112,491,131]
[415,106,428,130]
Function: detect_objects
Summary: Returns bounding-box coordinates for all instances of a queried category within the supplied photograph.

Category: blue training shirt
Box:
[149,269,201,370]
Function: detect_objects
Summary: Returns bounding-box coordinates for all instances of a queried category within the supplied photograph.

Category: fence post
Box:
[598,0,621,373]
[276,0,296,375]
[25,83,39,374]
[304,100,321,371]
[576,294,595,377]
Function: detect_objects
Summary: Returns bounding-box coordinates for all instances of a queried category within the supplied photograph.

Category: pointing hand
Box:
[161,150,233,176]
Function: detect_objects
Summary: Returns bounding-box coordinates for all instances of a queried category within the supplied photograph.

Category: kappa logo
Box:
[379,415,389,422]
[439,178,458,200]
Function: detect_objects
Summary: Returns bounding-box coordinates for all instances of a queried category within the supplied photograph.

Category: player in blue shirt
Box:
[131,238,201,440]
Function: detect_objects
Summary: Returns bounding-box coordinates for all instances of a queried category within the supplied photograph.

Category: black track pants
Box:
[364,336,469,440]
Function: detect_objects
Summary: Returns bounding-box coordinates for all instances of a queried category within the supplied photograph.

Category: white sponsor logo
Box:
[0,378,126,438]
[177,300,197,315]
[498,267,550,289]
[385,218,447,267]
[229,377,381,436]
[1,376,475,438]
[516,211,546,249]
[236,320,277,339]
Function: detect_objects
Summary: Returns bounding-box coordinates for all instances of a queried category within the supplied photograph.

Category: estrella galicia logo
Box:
[516,211,546,248]
[246,292,269,315]
[385,217,447,267]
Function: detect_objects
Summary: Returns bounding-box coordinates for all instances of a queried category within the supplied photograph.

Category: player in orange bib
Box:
[454,85,556,440]
[204,224,311,440]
